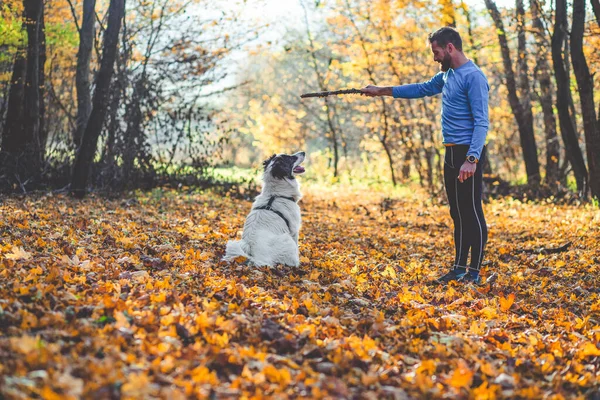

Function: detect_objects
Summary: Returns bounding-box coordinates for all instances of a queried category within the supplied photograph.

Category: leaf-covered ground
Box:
[1,186,599,399]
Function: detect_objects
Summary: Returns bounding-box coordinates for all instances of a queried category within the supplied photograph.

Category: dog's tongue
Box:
[293,165,305,174]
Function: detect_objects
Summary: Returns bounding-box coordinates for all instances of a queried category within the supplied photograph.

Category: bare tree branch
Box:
[65,0,81,33]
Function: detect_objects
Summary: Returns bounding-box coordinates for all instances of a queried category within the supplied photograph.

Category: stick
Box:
[300,88,362,98]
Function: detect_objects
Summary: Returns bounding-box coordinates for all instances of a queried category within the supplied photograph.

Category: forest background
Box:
[0,0,599,200]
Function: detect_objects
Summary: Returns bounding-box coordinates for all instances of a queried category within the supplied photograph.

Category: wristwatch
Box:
[466,155,478,164]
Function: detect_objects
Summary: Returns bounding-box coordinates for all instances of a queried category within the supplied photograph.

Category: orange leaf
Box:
[578,342,600,358]
[447,360,473,389]
[41,386,64,400]
[499,293,515,312]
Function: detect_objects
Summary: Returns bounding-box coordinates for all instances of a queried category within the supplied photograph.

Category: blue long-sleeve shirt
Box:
[392,60,489,160]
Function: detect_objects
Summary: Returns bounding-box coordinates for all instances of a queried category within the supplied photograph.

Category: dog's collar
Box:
[254,195,296,232]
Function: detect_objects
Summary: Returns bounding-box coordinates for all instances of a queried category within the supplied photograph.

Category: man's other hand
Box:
[458,161,476,183]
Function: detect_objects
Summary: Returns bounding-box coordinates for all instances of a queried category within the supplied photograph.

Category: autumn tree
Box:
[329,0,446,189]
[530,0,559,189]
[94,0,265,189]
[42,0,81,164]
[62,0,264,194]
[71,0,96,148]
[2,47,26,174]
[71,0,124,198]
[484,0,540,186]
[570,0,600,199]
[341,0,400,186]
[551,0,588,194]
[0,1,24,88]
[301,0,344,178]
[1,0,46,189]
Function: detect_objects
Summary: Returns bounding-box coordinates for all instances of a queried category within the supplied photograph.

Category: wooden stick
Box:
[300,88,362,98]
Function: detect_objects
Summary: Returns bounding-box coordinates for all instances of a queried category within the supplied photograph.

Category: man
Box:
[361,27,489,284]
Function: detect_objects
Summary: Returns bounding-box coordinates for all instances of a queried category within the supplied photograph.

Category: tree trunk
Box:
[123,77,145,183]
[551,0,588,193]
[2,54,26,157]
[591,0,600,25]
[401,151,411,180]
[23,0,44,167]
[530,0,560,189]
[1,0,45,189]
[515,0,541,187]
[101,26,129,167]
[74,0,96,148]
[71,0,125,198]
[381,136,397,186]
[571,0,600,199]
[38,6,47,152]
[101,68,124,168]
[594,0,600,175]
[484,0,541,185]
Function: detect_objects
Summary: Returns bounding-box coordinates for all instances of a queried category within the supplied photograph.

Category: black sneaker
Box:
[434,267,467,285]
[458,271,482,285]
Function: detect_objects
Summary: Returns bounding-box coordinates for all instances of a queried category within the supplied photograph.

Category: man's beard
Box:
[439,54,451,71]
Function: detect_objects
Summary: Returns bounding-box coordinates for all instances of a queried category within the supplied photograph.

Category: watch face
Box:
[467,156,476,163]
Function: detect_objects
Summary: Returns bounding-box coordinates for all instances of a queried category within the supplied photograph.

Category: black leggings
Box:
[443,145,488,271]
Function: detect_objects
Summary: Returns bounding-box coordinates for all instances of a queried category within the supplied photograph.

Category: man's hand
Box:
[360,85,393,97]
[458,161,476,183]
[360,85,381,96]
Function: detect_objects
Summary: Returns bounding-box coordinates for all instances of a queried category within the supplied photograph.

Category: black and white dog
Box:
[224,152,306,267]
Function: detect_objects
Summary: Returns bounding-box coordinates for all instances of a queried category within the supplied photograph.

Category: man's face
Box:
[431,41,452,72]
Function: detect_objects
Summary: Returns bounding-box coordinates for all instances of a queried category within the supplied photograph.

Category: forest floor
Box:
[1,184,599,399]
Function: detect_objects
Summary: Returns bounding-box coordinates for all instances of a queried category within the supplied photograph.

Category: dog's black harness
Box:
[254,195,296,232]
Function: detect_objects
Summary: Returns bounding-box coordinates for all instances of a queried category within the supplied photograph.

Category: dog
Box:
[224,151,306,267]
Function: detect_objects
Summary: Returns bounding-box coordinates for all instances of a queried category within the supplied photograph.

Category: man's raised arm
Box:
[362,73,445,99]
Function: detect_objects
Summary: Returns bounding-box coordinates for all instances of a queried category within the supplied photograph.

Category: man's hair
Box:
[428,27,463,51]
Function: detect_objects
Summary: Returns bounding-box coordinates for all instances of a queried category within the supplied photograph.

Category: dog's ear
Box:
[263,154,276,170]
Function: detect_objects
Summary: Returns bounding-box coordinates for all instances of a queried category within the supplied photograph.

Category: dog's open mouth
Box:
[292,152,306,174]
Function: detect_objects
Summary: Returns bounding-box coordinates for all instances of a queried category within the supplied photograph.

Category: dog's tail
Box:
[223,240,249,262]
